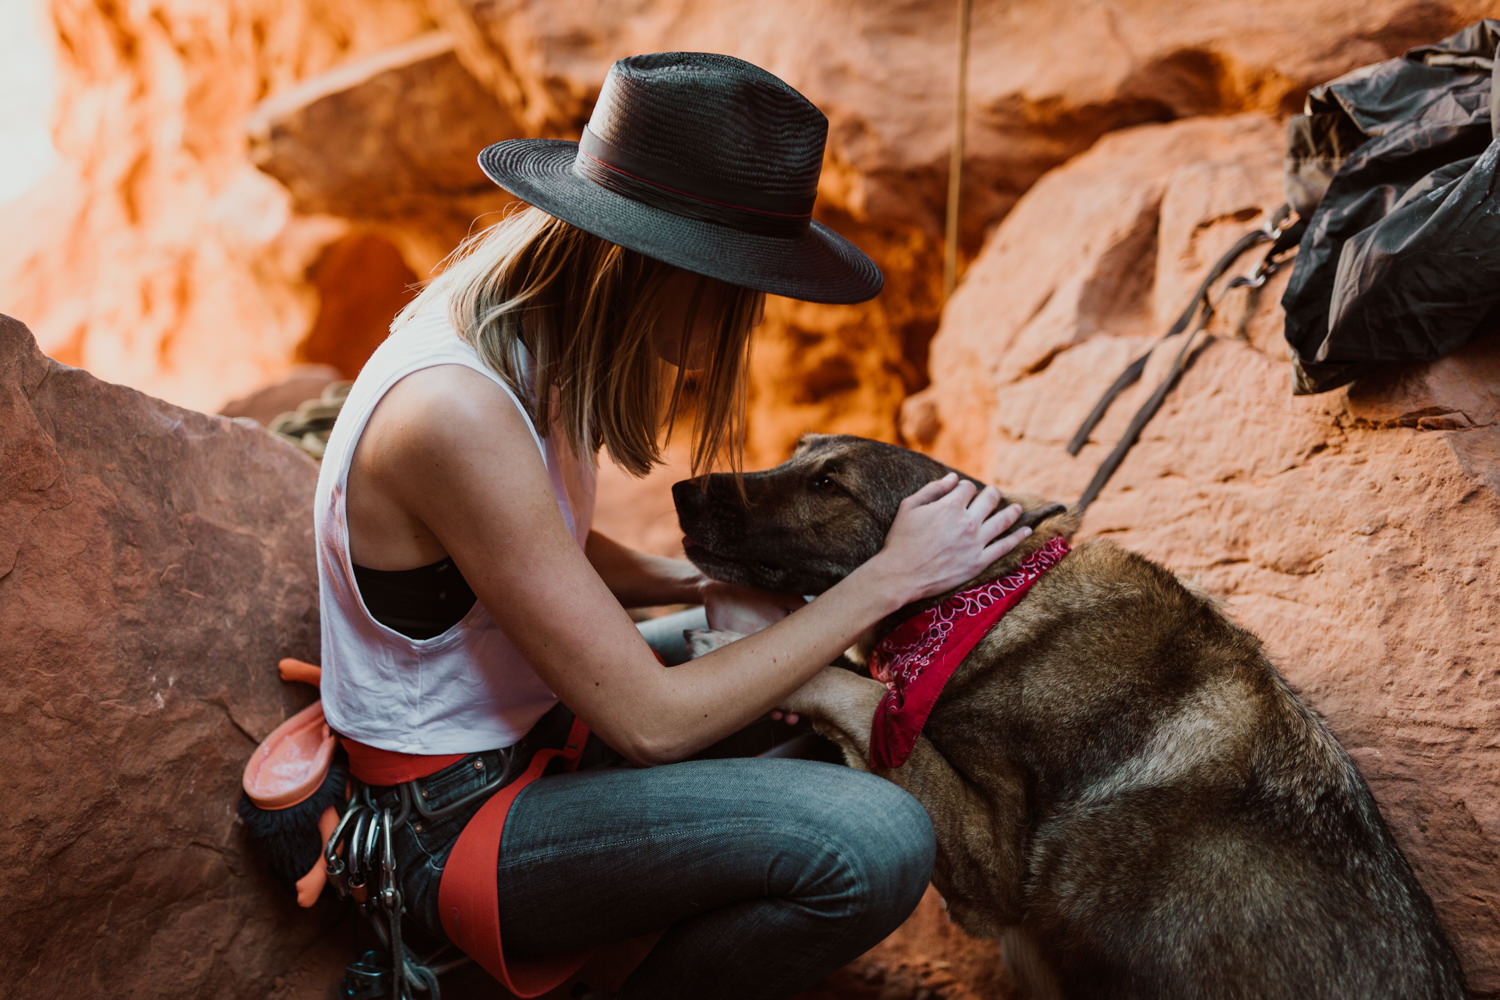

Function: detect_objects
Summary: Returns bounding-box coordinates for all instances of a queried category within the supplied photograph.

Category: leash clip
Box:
[1230,257,1279,290]
[1260,203,1293,242]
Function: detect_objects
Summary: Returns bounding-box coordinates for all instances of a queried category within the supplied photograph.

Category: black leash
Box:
[1070,205,1304,513]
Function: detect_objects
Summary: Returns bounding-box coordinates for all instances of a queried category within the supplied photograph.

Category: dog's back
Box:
[988,540,1467,999]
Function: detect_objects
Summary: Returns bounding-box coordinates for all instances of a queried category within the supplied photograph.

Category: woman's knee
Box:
[838,772,935,916]
[776,765,935,933]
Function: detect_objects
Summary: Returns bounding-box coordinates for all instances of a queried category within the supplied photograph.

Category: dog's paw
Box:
[781,665,884,720]
[684,627,744,658]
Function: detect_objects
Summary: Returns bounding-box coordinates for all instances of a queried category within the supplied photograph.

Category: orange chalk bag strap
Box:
[437,715,593,997]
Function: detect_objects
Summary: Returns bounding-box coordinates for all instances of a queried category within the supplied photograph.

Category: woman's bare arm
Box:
[363,365,1024,766]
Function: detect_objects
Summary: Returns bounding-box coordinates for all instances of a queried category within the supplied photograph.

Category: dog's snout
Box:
[670,478,701,510]
[672,474,750,515]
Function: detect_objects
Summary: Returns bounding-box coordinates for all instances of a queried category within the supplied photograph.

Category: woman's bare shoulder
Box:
[386,363,526,424]
[347,363,545,567]
[364,364,536,470]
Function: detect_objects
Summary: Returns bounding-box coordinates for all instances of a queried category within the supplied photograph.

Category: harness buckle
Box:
[337,950,392,1000]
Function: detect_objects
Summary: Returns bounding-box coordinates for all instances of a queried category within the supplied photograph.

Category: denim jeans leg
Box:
[495,757,935,1000]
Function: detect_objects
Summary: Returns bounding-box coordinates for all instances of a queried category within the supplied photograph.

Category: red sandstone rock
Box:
[907,114,1500,997]
[0,0,432,413]
[418,0,1497,463]
[245,31,520,271]
[0,314,333,999]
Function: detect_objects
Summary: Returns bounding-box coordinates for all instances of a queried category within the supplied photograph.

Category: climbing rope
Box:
[267,380,351,460]
[943,0,972,302]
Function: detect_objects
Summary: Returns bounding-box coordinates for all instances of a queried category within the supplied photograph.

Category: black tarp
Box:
[1281,18,1500,394]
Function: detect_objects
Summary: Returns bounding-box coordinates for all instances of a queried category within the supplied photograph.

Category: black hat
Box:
[477,52,883,304]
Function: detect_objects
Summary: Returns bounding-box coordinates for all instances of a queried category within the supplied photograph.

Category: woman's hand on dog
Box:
[876,473,1030,606]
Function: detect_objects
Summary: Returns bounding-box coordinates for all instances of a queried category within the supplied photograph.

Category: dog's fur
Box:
[673,434,1467,1000]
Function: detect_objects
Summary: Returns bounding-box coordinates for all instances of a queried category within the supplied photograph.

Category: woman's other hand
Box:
[874,473,1029,605]
[701,579,806,635]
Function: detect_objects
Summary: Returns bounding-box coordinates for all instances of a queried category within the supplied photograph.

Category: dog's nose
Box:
[672,477,717,516]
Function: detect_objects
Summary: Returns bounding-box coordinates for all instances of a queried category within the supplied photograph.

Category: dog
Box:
[672,434,1467,1000]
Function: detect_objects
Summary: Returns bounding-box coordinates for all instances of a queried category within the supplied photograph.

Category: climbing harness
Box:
[240,659,595,999]
[1068,204,1304,512]
[437,714,593,997]
[322,781,459,1000]
[321,712,592,1000]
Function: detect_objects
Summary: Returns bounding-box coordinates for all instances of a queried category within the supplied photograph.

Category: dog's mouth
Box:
[682,532,851,596]
[682,535,783,583]
[682,534,735,566]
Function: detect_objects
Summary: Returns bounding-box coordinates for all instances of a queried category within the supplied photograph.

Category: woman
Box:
[314,52,1031,998]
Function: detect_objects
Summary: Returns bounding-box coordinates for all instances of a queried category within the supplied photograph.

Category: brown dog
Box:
[673,434,1467,1000]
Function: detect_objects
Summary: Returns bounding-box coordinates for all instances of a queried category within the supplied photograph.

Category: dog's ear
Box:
[791,433,833,458]
[995,493,1078,540]
[861,443,958,521]
[1016,503,1068,532]
[1037,505,1083,539]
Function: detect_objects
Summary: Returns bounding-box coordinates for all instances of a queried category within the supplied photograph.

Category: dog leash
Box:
[1069,205,1304,513]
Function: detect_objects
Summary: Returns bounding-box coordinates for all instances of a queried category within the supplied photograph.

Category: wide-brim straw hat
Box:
[478,51,883,304]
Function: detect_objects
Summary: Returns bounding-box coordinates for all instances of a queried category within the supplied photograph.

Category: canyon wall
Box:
[5,0,1493,459]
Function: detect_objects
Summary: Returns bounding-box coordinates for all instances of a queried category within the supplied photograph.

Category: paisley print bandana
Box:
[867,536,1071,769]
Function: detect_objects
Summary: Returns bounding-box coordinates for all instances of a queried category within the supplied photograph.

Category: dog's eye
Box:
[811,476,843,497]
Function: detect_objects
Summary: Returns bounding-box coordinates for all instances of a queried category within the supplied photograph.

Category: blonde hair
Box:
[394,207,763,477]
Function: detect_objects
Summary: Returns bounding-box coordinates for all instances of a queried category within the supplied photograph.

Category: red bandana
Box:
[868,536,1070,769]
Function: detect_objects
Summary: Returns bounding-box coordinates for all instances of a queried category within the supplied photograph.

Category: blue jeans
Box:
[389,610,936,999]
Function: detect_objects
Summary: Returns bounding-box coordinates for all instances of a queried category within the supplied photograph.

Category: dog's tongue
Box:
[870,659,896,689]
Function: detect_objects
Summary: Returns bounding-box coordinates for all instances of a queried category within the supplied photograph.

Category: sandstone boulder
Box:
[218,363,342,427]
[246,31,521,272]
[905,114,1500,996]
[0,314,333,999]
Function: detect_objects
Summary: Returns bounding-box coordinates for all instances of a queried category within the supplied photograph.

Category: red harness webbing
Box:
[438,715,593,997]
[341,737,465,784]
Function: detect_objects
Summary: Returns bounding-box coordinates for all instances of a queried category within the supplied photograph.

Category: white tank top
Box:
[314,301,597,754]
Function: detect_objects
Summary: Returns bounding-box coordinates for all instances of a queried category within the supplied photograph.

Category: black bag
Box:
[1281,18,1500,394]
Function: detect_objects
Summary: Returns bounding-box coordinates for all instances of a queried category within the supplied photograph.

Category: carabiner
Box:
[323,801,364,897]
[379,808,401,912]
